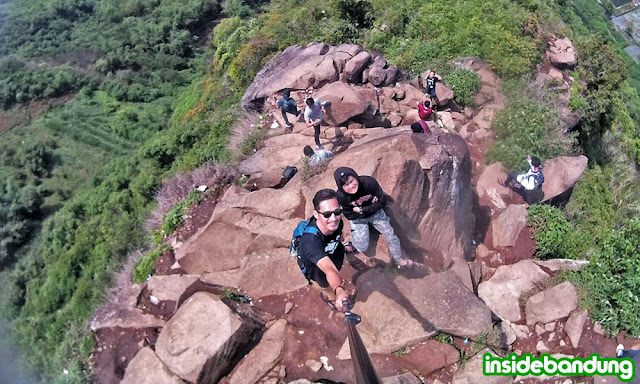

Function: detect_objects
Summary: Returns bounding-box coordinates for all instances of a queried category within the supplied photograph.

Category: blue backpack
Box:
[290,219,322,282]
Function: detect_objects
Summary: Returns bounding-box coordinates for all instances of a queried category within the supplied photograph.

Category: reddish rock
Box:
[525,281,578,325]
[155,292,262,384]
[398,340,459,376]
[541,155,588,201]
[477,162,510,198]
[242,42,339,109]
[478,260,549,323]
[492,204,527,248]
[313,82,370,126]
[226,319,287,384]
[338,269,492,358]
[174,222,253,274]
[343,50,372,82]
[122,347,185,384]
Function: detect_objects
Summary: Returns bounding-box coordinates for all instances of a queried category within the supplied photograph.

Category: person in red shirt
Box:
[417,100,433,121]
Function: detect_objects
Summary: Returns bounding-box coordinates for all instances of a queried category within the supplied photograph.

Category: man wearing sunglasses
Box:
[298,189,351,310]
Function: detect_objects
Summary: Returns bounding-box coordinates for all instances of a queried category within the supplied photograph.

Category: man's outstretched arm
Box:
[317,256,349,310]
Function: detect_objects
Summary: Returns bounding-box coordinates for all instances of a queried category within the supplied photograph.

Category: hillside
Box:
[0,0,639,383]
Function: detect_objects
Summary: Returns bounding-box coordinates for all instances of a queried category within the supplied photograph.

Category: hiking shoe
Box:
[617,344,625,358]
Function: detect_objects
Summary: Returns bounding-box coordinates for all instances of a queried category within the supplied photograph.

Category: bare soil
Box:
[0,93,76,133]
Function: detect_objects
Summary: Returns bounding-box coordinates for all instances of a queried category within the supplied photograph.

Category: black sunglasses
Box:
[318,208,342,218]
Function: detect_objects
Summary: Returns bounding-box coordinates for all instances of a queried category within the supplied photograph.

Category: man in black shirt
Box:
[298,189,350,310]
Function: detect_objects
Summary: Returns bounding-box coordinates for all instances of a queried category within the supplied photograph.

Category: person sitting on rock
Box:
[425,71,442,107]
[298,189,352,310]
[334,167,415,269]
[417,100,433,121]
[303,145,334,167]
[304,97,330,150]
[410,121,430,134]
[276,88,300,129]
[503,155,544,191]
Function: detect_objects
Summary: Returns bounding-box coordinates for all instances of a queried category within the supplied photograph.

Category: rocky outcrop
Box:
[541,155,588,202]
[122,347,185,384]
[242,43,401,110]
[338,269,492,358]
[313,82,372,126]
[155,291,262,383]
[547,36,577,69]
[478,260,549,323]
[525,281,578,325]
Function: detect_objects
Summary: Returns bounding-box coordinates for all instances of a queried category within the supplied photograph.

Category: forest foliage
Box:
[1,0,640,383]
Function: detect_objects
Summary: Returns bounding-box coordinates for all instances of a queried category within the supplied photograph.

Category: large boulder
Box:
[478,260,549,323]
[242,43,338,110]
[238,134,312,175]
[155,291,262,384]
[226,319,287,384]
[338,269,492,358]
[238,249,309,298]
[122,347,185,384]
[491,204,527,248]
[302,131,474,261]
[525,281,578,325]
[174,221,253,274]
[476,162,510,198]
[541,155,588,201]
[343,50,371,82]
[417,133,474,260]
[313,82,372,126]
[547,37,577,69]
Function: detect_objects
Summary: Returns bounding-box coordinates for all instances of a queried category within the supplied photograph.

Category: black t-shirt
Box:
[297,218,345,286]
[426,76,438,91]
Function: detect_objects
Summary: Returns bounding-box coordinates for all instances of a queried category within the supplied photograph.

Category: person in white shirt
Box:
[303,145,334,167]
[304,98,330,149]
[503,155,544,191]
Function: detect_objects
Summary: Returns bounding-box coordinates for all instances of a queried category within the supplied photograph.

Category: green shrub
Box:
[527,205,579,260]
[161,190,202,236]
[564,166,615,252]
[444,68,481,107]
[239,128,268,157]
[487,98,577,171]
[571,220,640,336]
[133,247,167,284]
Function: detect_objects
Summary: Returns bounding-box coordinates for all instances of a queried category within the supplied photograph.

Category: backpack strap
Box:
[303,226,321,237]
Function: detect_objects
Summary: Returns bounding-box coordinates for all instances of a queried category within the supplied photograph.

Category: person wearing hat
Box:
[334,167,414,268]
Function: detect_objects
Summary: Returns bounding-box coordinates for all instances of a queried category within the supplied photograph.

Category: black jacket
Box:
[334,167,387,220]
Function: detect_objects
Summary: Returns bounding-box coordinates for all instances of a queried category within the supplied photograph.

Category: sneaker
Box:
[285,123,292,128]
[617,344,625,358]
